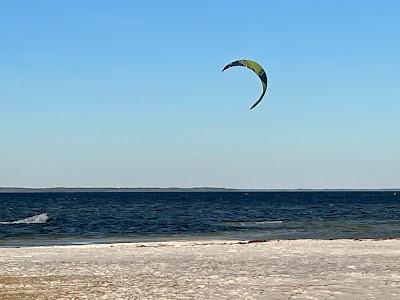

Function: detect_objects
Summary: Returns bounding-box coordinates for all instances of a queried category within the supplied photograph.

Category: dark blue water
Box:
[1,192,400,246]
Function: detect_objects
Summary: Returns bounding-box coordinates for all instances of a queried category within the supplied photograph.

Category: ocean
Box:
[0,192,399,247]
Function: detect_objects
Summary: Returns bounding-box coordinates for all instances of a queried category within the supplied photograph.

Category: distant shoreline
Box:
[0,187,399,193]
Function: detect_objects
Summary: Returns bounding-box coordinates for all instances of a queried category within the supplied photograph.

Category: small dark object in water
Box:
[247,239,267,244]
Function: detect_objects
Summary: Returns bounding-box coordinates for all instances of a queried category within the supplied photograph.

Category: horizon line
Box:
[0,186,399,192]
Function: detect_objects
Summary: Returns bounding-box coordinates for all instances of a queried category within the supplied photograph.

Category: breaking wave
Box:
[223,220,284,228]
[253,220,283,225]
[0,213,49,225]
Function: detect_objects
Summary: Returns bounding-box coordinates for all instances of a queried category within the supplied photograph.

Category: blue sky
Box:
[1,1,399,188]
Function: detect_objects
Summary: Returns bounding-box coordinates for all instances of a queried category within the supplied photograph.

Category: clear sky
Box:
[1,1,399,188]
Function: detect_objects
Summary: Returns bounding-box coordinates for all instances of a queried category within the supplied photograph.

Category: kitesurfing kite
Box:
[222,59,268,110]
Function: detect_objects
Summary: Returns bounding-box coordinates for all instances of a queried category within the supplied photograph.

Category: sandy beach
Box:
[0,239,399,299]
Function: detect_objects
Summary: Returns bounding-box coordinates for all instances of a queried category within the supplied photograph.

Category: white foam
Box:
[225,220,283,227]
[0,213,49,225]
[254,220,283,224]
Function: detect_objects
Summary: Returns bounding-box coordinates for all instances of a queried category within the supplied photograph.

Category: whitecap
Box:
[0,213,49,225]
[254,220,283,225]
[223,220,283,227]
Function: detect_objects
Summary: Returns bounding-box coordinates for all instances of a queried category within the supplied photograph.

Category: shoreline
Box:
[2,236,400,249]
[1,187,399,193]
[2,239,400,299]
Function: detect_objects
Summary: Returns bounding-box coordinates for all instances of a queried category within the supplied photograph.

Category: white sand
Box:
[1,239,400,299]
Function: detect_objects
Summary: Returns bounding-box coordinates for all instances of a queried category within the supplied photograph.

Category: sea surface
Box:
[0,192,399,247]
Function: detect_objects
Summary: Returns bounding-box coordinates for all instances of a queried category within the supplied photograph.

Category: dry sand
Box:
[1,239,400,299]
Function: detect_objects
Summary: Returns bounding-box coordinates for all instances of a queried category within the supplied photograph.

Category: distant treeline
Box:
[0,187,239,193]
[0,187,398,193]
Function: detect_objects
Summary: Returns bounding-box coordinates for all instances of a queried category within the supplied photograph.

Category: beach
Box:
[1,239,400,299]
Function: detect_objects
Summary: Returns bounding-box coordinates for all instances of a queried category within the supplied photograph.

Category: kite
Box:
[222,59,268,110]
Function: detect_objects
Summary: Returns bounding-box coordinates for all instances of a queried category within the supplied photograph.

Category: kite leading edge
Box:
[222,59,268,110]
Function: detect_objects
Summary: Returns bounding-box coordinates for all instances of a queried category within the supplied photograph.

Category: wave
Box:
[253,220,283,225]
[0,213,49,225]
[223,220,283,228]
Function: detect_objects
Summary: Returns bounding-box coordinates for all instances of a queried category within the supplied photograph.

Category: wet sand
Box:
[1,239,400,299]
